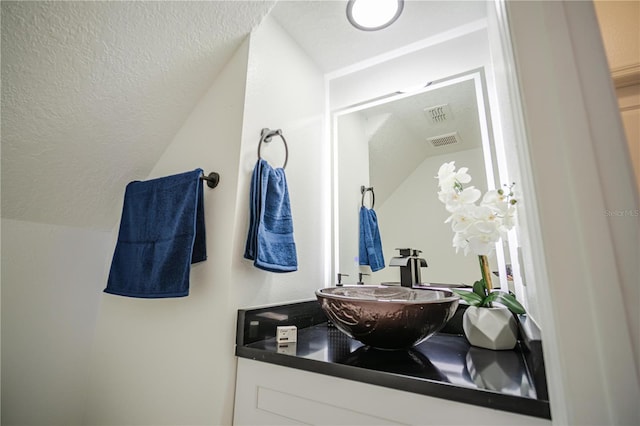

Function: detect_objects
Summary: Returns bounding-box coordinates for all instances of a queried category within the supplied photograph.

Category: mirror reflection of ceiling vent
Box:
[427,132,461,147]
[424,104,453,124]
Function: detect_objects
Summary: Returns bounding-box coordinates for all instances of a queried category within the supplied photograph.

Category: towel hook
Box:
[361,185,375,209]
[200,172,220,188]
[258,128,288,169]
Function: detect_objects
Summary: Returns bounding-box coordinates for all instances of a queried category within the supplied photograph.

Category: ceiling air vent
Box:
[427,132,461,148]
[424,104,453,124]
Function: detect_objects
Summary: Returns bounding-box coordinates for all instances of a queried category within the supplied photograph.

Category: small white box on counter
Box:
[276,325,297,343]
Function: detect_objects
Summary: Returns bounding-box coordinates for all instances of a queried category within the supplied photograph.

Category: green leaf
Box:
[493,292,526,314]
[481,291,499,307]
[472,279,487,298]
[452,289,484,306]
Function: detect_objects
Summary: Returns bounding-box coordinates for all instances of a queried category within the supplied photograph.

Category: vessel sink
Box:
[316,286,459,350]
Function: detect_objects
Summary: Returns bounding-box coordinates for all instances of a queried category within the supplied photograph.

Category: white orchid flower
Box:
[452,231,469,254]
[466,234,496,256]
[435,162,520,257]
[440,186,481,213]
[436,161,473,191]
[499,205,518,231]
[446,206,475,233]
[436,161,457,190]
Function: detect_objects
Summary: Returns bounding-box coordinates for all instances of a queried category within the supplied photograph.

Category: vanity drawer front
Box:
[234,358,551,426]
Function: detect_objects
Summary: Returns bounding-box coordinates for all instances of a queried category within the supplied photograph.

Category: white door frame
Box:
[493,0,639,424]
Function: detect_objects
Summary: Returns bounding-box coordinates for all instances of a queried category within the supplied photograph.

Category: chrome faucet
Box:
[389,248,427,288]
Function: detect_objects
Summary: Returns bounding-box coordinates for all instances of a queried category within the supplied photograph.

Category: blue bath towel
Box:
[244,159,297,272]
[359,206,385,272]
[105,169,206,298]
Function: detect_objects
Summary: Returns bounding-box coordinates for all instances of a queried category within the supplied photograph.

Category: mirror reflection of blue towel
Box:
[359,206,385,272]
[244,159,298,272]
[105,169,206,298]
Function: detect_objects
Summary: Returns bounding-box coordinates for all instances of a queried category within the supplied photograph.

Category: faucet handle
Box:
[395,248,422,257]
[395,248,411,256]
[358,272,369,284]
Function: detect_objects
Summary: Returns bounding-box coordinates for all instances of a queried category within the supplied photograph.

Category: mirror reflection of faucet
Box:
[389,248,428,288]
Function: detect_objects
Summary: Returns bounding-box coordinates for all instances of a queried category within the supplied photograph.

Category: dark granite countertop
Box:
[235,299,551,420]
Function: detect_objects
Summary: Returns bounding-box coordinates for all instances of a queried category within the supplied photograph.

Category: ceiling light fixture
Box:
[346,0,404,31]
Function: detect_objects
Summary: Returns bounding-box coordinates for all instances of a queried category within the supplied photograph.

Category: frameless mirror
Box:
[333,69,511,287]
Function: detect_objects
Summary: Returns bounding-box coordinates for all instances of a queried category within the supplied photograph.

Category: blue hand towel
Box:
[105,169,206,298]
[244,159,298,272]
[359,206,385,272]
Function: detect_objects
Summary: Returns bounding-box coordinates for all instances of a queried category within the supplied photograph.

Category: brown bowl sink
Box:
[316,286,459,350]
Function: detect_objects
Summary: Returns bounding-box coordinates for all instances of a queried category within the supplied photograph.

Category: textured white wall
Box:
[1,219,110,425]
[84,38,251,425]
[229,15,326,308]
[84,15,325,426]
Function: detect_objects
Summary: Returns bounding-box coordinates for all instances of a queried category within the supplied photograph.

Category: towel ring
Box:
[361,185,375,209]
[258,128,288,169]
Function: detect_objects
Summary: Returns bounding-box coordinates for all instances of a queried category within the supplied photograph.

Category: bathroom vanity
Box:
[234,300,550,425]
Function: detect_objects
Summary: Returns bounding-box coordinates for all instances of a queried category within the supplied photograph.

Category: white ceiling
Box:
[1,0,486,230]
[271,1,486,72]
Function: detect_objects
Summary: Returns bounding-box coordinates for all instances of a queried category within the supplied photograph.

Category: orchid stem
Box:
[479,255,493,293]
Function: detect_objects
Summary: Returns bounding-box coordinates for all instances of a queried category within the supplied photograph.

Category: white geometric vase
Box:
[462,306,518,350]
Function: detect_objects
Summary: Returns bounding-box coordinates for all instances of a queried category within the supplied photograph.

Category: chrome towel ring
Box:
[258,128,288,169]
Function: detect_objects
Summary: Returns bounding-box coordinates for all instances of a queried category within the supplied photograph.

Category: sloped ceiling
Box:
[1,0,276,230]
[363,79,481,207]
[1,0,486,230]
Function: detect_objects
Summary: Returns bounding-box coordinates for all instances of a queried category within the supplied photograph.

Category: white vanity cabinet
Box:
[233,358,551,426]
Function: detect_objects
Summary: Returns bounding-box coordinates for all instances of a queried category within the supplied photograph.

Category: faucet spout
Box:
[389,248,428,288]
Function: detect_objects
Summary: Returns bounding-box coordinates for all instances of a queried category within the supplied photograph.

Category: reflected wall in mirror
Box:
[335,69,506,287]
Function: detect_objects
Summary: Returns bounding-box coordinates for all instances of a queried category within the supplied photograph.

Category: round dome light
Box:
[347,0,404,31]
